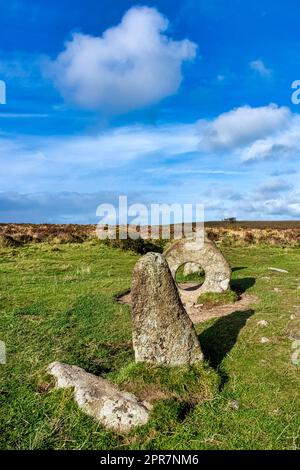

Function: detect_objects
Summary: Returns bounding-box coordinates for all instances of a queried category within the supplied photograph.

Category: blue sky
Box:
[0,0,299,223]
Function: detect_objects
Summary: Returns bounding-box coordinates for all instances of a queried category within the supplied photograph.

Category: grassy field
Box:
[0,239,300,450]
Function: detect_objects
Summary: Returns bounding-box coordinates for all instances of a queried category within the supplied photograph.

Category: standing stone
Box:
[164,236,231,304]
[131,252,203,366]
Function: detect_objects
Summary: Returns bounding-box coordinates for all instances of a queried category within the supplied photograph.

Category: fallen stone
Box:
[268,267,289,274]
[131,252,203,366]
[164,236,231,304]
[47,362,150,432]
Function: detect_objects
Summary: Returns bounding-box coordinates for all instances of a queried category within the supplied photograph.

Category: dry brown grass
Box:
[0,223,95,246]
[206,225,300,246]
[0,221,300,247]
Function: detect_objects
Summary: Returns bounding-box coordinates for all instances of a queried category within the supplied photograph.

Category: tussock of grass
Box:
[197,290,238,307]
[113,362,219,406]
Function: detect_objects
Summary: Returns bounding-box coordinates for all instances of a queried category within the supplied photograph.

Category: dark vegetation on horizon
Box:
[0,221,300,250]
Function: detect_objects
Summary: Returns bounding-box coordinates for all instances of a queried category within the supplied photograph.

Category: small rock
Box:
[273,288,281,292]
[47,362,150,432]
[260,337,270,344]
[257,320,269,328]
[290,314,296,320]
[230,400,239,410]
[186,301,195,309]
[268,267,288,274]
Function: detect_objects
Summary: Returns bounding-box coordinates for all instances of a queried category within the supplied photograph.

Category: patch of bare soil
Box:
[186,293,259,323]
[116,289,259,324]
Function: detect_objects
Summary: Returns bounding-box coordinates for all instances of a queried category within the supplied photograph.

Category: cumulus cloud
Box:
[198,104,291,152]
[197,103,300,163]
[46,6,197,113]
[199,185,300,220]
[250,59,272,78]
[244,194,300,218]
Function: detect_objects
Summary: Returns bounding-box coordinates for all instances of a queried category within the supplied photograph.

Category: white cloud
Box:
[199,185,300,220]
[197,103,300,163]
[239,112,300,162]
[250,59,272,78]
[246,195,300,217]
[0,123,199,193]
[240,140,295,162]
[46,6,197,113]
[198,104,291,152]
[1,102,299,222]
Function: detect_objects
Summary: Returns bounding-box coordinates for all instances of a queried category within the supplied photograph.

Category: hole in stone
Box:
[175,262,205,291]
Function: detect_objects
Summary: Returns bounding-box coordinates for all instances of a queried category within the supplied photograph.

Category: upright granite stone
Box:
[164,236,231,304]
[131,252,203,366]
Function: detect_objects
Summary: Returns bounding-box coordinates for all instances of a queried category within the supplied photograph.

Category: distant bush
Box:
[103,237,164,254]
[0,234,21,247]
[243,231,255,244]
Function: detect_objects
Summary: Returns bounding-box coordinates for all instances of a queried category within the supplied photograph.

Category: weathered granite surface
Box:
[164,237,231,303]
[131,252,203,365]
[48,362,150,432]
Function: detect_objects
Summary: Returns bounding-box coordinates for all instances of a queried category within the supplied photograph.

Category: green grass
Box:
[0,240,300,449]
[197,290,238,307]
[175,264,205,284]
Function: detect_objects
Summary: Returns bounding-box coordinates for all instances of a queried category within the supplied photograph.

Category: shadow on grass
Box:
[232,267,247,272]
[199,309,255,389]
[231,277,256,294]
